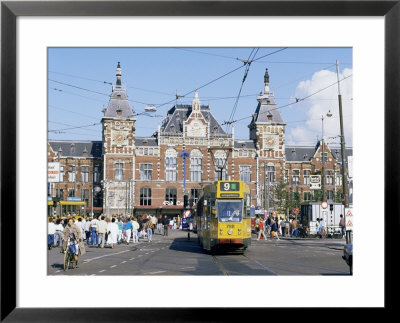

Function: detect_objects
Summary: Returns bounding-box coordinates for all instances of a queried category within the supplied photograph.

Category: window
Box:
[292,170,300,185]
[60,166,64,182]
[68,166,76,182]
[140,187,152,206]
[56,189,64,199]
[303,170,311,185]
[68,189,75,197]
[82,189,89,202]
[190,149,203,182]
[213,150,227,181]
[327,190,334,200]
[81,166,89,182]
[321,152,328,162]
[284,170,289,184]
[165,149,177,181]
[326,170,333,185]
[140,164,152,180]
[114,163,124,181]
[94,166,101,183]
[304,191,312,201]
[266,163,275,183]
[190,188,202,207]
[165,188,177,205]
[335,171,342,186]
[239,166,251,183]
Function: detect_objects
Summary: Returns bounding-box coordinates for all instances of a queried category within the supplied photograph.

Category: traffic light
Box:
[183,195,189,208]
[330,204,334,212]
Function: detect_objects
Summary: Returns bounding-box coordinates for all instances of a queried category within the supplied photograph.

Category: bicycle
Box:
[63,237,78,271]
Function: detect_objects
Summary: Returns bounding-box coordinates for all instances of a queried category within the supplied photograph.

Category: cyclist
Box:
[61,218,86,261]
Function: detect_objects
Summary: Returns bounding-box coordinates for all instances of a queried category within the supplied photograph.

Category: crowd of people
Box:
[47,213,184,252]
[254,215,310,240]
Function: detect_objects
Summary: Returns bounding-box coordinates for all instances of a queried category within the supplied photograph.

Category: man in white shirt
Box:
[90,215,99,246]
[48,218,56,250]
[97,215,108,248]
[54,219,64,247]
[84,217,92,245]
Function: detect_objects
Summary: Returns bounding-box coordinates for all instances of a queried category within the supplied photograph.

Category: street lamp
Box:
[57,146,62,217]
[321,110,332,201]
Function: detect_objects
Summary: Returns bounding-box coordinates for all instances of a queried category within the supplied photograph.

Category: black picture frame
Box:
[1,0,397,321]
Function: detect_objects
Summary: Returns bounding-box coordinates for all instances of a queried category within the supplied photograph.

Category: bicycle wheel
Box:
[63,251,69,271]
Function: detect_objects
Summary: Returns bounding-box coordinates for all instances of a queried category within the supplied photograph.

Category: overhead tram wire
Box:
[225,48,259,133]
[154,47,288,111]
[222,73,352,126]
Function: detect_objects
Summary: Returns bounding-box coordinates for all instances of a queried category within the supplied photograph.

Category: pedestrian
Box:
[270,219,280,240]
[157,216,163,234]
[279,217,285,237]
[54,219,63,247]
[284,218,290,237]
[339,214,345,238]
[123,218,133,245]
[169,218,174,230]
[257,218,268,240]
[76,217,85,242]
[145,219,154,242]
[116,217,123,244]
[90,215,99,245]
[162,215,169,236]
[97,215,108,248]
[106,218,119,249]
[48,218,56,250]
[315,218,321,237]
[291,217,298,237]
[150,215,157,234]
[319,217,326,238]
[131,218,139,243]
[84,217,91,245]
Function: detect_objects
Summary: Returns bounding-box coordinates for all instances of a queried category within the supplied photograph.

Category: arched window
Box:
[190,149,202,182]
[214,150,227,180]
[165,148,177,181]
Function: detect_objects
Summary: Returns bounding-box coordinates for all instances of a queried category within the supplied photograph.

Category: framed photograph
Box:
[1,0,398,320]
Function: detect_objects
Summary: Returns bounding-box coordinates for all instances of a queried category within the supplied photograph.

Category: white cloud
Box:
[288,68,353,147]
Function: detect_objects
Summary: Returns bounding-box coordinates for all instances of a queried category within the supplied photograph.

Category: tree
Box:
[272,177,288,214]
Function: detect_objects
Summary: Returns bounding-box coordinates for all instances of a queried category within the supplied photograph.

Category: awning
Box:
[59,201,86,206]
[48,201,53,206]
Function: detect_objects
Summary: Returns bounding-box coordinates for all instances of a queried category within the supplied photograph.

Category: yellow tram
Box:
[196,180,251,253]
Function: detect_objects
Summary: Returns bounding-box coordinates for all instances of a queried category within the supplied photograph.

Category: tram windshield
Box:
[217,200,242,222]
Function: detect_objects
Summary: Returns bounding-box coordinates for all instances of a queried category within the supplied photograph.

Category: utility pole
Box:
[336,60,349,208]
[321,115,325,202]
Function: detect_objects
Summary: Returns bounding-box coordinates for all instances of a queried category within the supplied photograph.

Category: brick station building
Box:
[47,63,352,218]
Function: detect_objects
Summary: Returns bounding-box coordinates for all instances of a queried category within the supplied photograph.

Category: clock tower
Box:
[102,62,136,217]
[249,68,286,207]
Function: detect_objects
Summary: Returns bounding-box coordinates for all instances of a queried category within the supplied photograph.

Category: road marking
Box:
[99,270,106,273]
[110,265,117,268]
[146,270,166,275]
[129,258,135,260]
[138,255,143,257]
[83,250,130,263]
[121,261,127,264]
[180,267,195,270]
[145,253,149,255]
[90,274,95,276]
[56,270,61,273]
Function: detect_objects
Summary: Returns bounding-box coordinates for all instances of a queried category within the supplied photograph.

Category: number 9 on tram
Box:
[196,180,252,253]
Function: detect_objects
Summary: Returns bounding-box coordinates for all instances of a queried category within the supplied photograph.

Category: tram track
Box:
[211,253,277,275]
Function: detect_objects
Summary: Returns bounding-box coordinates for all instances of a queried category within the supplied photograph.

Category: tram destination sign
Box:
[220,181,240,191]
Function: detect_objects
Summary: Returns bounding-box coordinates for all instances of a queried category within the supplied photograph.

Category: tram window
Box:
[217,200,242,222]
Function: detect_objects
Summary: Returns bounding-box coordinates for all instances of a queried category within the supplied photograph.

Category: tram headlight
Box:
[220,230,223,235]
[228,229,233,235]
[238,229,241,235]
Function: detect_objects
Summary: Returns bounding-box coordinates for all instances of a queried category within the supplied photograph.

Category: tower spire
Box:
[264,68,270,93]
[192,89,201,112]
[116,61,122,86]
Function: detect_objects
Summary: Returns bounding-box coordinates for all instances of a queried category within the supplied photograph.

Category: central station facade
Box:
[48,63,352,218]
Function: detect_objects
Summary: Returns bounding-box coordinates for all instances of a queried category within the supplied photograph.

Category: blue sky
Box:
[48,47,352,146]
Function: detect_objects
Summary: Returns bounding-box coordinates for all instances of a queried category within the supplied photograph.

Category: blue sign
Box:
[182,218,188,229]
[67,197,82,201]
[48,196,53,201]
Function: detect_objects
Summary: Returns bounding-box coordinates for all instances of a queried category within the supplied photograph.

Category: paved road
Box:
[48,230,350,276]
